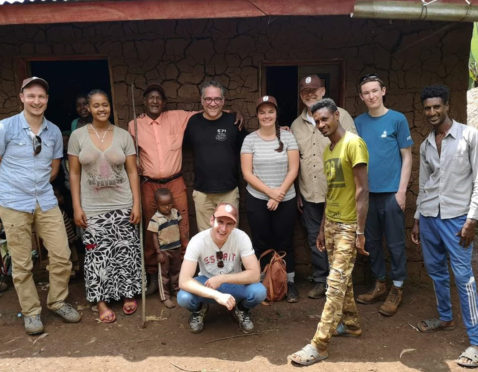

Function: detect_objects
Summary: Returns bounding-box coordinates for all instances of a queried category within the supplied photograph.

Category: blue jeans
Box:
[420,214,478,345]
[365,193,407,281]
[177,275,267,312]
[301,198,328,283]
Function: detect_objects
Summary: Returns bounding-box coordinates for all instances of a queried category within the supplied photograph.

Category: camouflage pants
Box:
[311,219,360,350]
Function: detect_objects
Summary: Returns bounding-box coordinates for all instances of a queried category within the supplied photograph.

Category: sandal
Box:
[288,344,328,366]
[99,308,116,323]
[333,322,362,337]
[123,298,137,315]
[457,346,478,368]
[417,318,455,333]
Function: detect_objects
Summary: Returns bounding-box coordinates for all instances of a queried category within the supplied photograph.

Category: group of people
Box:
[1,73,478,368]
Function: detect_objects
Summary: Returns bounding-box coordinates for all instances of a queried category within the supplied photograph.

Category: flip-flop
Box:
[99,308,116,323]
[417,318,455,333]
[123,299,137,315]
[457,346,478,368]
[288,344,328,366]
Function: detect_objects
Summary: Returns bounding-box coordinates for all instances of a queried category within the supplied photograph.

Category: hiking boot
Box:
[24,314,44,335]
[189,304,208,333]
[234,306,255,333]
[379,286,403,317]
[146,273,159,296]
[287,282,299,303]
[51,303,82,323]
[356,280,386,304]
[308,283,326,299]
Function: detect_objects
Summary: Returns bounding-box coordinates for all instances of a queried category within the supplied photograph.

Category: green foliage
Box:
[469,23,478,88]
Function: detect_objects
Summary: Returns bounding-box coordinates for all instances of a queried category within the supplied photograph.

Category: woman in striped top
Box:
[240,95,300,303]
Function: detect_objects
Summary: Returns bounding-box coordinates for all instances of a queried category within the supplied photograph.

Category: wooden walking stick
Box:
[131,83,147,328]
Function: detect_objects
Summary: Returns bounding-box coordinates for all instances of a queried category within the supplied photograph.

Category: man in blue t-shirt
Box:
[354,74,413,317]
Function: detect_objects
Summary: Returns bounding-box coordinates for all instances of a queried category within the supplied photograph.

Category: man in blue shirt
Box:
[0,77,81,335]
[355,74,413,317]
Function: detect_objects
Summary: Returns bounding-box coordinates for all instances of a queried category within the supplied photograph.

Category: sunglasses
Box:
[33,135,42,156]
[359,73,384,86]
[216,251,224,268]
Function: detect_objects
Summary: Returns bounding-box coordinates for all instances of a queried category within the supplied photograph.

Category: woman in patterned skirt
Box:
[68,89,141,323]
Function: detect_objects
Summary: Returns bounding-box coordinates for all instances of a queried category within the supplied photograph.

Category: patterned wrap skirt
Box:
[83,208,142,303]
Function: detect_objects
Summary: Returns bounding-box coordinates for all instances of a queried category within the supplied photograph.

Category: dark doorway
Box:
[30,60,112,132]
[263,62,344,125]
[265,66,298,126]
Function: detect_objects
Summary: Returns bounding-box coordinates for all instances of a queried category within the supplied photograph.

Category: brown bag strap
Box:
[259,249,287,261]
[259,249,276,261]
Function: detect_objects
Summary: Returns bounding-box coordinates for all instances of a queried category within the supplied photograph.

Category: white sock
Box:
[393,280,403,288]
[287,272,295,283]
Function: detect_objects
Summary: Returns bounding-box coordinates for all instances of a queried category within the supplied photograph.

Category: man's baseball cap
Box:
[143,83,166,99]
[21,77,49,93]
[214,203,238,223]
[299,75,323,92]
[256,95,278,111]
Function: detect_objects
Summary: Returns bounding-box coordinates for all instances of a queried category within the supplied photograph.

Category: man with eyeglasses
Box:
[184,80,246,231]
[129,83,243,295]
[291,74,356,300]
[354,74,413,317]
[0,77,81,335]
[177,203,266,334]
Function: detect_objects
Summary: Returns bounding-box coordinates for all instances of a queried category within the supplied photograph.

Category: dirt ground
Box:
[0,270,474,372]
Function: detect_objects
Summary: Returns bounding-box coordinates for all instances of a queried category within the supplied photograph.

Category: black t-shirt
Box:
[184,112,246,193]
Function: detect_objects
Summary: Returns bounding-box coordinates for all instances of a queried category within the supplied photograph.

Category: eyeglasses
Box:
[216,251,224,268]
[202,97,224,104]
[33,135,42,156]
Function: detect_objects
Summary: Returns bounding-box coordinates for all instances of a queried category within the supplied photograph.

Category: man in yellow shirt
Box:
[288,98,369,366]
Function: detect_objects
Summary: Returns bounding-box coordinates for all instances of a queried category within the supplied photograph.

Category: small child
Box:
[147,188,182,308]
[54,188,80,278]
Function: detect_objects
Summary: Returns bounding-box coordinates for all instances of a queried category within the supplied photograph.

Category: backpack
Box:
[259,249,287,302]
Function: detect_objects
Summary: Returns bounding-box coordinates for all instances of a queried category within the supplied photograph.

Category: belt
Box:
[142,172,182,184]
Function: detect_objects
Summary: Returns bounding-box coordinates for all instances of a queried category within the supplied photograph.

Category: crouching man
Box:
[177,203,266,333]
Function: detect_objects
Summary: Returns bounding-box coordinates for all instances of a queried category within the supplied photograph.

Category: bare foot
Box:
[162,299,176,309]
[98,301,116,323]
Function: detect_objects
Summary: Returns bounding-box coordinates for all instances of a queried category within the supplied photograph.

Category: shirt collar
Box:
[20,111,48,133]
[425,120,458,148]
[142,113,161,125]
[446,120,459,139]
[300,108,316,125]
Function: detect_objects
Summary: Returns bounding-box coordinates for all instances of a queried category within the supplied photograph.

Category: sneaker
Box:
[189,304,208,333]
[51,303,82,323]
[356,280,386,304]
[24,314,44,335]
[145,273,159,296]
[308,283,326,299]
[378,286,403,316]
[287,282,299,303]
[233,306,254,333]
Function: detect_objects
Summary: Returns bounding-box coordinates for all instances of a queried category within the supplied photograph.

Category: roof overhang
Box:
[0,0,355,26]
[0,0,475,26]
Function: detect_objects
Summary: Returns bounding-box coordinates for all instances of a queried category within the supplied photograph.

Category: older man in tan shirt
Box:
[291,74,356,299]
